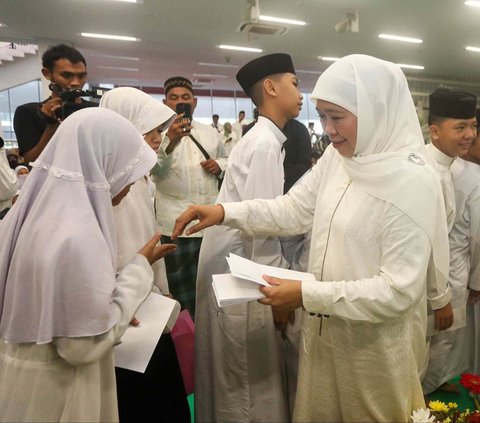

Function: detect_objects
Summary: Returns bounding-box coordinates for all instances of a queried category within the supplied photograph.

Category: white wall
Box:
[0,55,40,92]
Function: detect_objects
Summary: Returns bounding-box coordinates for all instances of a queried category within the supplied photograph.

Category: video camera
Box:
[48,83,109,120]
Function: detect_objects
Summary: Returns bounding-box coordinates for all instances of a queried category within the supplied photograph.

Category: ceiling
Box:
[1,0,480,94]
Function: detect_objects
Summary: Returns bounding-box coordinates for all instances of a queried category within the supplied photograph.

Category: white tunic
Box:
[0,255,153,423]
[151,120,227,237]
[195,116,294,423]
[221,131,239,157]
[221,147,429,422]
[425,143,456,232]
[114,176,169,294]
[423,158,480,391]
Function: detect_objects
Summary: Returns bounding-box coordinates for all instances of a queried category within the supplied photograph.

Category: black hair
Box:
[428,114,448,126]
[42,44,86,72]
[212,114,219,119]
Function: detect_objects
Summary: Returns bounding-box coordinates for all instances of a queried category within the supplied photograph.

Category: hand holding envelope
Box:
[212,253,315,308]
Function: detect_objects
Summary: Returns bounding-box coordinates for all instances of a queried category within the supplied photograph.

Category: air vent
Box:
[237,22,288,36]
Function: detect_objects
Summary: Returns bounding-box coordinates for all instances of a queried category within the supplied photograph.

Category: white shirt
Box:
[426,143,456,232]
[0,148,17,212]
[221,130,239,157]
[450,158,480,296]
[232,119,247,140]
[151,120,227,237]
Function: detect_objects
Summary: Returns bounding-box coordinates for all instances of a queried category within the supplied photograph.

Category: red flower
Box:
[461,373,480,395]
[466,412,480,423]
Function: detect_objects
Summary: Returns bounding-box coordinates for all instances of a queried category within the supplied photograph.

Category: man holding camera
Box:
[13,44,96,164]
[150,76,226,317]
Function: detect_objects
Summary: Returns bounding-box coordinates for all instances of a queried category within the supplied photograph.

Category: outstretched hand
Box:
[258,275,303,312]
[138,233,176,265]
[172,204,225,239]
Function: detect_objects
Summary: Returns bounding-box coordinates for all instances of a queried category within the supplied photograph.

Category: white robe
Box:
[114,176,169,294]
[194,116,296,423]
[423,158,480,391]
[423,144,465,393]
[221,147,429,422]
[0,255,153,423]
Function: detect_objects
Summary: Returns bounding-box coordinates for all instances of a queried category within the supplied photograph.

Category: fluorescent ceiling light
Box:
[259,15,306,26]
[319,56,340,62]
[193,73,228,78]
[81,32,139,41]
[297,69,321,74]
[91,53,139,61]
[198,62,239,68]
[396,63,424,70]
[465,1,480,7]
[378,33,423,44]
[218,44,262,53]
[466,46,480,52]
[98,65,139,71]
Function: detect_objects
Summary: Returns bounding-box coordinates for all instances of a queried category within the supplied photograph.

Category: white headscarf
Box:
[311,54,449,293]
[0,108,157,343]
[99,86,176,135]
[99,86,176,293]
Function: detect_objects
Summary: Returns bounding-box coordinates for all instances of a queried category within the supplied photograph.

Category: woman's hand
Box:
[258,275,303,312]
[138,233,176,265]
[172,204,225,239]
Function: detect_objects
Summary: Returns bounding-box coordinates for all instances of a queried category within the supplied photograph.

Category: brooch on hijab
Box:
[408,153,425,166]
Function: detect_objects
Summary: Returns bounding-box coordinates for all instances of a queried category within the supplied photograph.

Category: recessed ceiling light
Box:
[198,62,239,68]
[319,56,340,62]
[259,15,306,26]
[465,1,480,7]
[297,69,322,74]
[98,65,139,71]
[81,32,139,42]
[378,33,423,44]
[90,53,139,61]
[466,46,480,52]
[218,45,262,53]
[396,63,424,70]
[193,73,228,78]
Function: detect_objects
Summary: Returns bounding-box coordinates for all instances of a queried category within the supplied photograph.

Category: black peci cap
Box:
[429,88,477,119]
[164,76,194,96]
[236,53,295,96]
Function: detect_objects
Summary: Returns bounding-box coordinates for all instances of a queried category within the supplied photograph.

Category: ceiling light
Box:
[98,65,139,71]
[297,69,321,74]
[81,32,139,42]
[465,1,480,7]
[218,45,262,53]
[466,46,480,52]
[259,15,306,26]
[319,56,340,62]
[198,62,239,68]
[378,33,423,44]
[91,53,139,61]
[396,63,424,70]
[193,73,228,78]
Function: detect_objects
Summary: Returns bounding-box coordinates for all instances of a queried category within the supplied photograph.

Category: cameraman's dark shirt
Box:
[14,99,97,157]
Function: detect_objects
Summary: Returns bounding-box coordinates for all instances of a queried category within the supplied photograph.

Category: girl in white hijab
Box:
[100,87,190,423]
[0,108,176,422]
[171,55,450,422]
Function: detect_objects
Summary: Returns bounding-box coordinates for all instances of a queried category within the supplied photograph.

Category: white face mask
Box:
[17,174,28,189]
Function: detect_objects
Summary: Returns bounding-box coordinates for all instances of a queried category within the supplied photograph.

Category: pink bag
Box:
[171,310,195,395]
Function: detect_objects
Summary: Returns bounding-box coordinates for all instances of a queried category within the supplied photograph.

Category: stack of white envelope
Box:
[212,253,317,308]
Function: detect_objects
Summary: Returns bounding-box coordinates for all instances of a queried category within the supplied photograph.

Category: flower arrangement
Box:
[411,373,480,423]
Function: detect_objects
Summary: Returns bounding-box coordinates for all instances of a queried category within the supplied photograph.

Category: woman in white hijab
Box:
[171,55,450,422]
[0,108,176,422]
[100,87,190,423]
